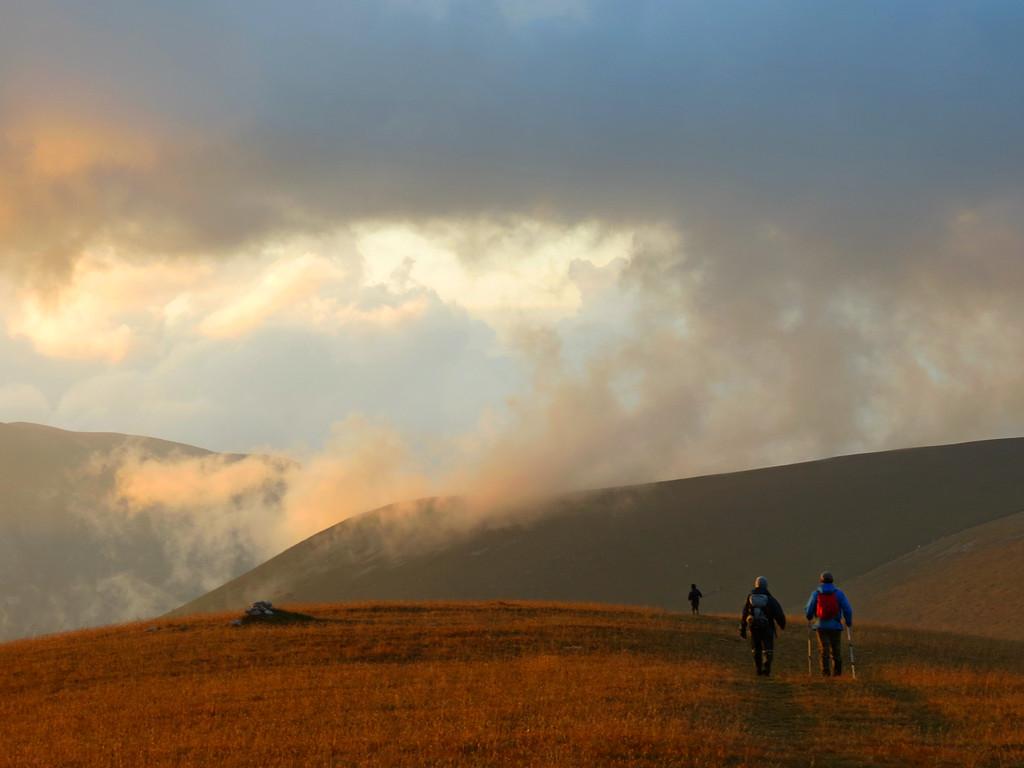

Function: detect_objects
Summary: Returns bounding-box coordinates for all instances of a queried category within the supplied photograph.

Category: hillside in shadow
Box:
[172,438,1024,639]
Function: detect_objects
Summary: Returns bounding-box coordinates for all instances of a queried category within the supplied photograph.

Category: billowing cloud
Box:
[112,450,290,514]
[89,445,294,589]
[2,0,1024,561]
[276,414,437,542]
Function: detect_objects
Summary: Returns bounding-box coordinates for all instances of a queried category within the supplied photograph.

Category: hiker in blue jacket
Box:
[740,576,786,677]
[805,571,853,676]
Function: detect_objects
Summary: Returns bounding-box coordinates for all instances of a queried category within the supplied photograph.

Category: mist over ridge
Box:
[6,420,1024,642]
[171,435,1024,641]
[0,421,292,640]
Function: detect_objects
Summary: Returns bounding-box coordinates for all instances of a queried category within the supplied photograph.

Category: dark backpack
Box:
[747,593,770,630]
[815,590,839,621]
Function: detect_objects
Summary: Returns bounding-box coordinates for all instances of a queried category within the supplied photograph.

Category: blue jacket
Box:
[804,583,852,630]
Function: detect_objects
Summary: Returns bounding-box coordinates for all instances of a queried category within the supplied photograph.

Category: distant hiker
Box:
[805,571,853,677]
[740,576,786,677]
[688,584,703,615]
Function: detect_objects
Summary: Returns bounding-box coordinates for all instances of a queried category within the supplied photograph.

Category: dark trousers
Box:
[749,629,775,675]
[816,629,843,676]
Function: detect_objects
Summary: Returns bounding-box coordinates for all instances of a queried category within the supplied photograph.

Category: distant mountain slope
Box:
[171,438,1024,639]
[847,508,1024,638]
[0,422,289,640]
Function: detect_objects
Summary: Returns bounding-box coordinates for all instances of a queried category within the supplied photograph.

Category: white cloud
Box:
[355,218,650,338]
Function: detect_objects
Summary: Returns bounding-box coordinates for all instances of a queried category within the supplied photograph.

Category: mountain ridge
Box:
[169,437,1024,639]
[5,420,1023,641]
[0,421,291,640]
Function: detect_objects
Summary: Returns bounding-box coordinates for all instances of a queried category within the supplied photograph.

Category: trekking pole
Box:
[846,626,857,680]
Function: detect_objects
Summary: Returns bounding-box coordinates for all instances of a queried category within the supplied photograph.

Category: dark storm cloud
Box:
[4,0,1024,280]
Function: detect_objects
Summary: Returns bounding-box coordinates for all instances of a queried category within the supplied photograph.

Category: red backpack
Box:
[815,590,839,621]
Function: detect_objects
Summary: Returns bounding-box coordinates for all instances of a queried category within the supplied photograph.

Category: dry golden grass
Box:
[1,602,1022,767]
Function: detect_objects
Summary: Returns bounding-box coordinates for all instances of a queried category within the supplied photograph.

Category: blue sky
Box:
[3,0,1024,536]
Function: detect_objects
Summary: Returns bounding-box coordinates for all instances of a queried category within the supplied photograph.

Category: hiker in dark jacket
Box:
[740,576,786,677]
[688,584,703,614]
[804,571,853,676]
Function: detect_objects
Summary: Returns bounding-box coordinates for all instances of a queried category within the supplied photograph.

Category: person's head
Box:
[691,584,697,590]
[755,576,768,589]
[820,571,834,584]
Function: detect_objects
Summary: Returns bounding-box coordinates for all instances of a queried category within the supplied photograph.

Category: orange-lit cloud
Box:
[9,291,135,363]
[197,254,346,338]
[113,450,292,514]
[277,414,435,543]
[7,113,159,178]
[5,251,206,363]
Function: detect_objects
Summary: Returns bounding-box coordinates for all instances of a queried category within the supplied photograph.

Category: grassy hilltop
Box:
[2,602,1023,767]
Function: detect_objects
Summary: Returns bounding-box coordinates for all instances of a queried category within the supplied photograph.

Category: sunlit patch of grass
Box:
[0,603,1022,767]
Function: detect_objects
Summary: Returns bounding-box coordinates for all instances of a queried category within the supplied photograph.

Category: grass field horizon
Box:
[3,601,1023,767]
